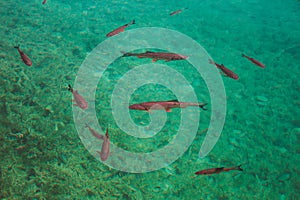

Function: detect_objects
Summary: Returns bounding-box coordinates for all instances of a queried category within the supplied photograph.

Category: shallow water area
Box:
[0,0,299,199]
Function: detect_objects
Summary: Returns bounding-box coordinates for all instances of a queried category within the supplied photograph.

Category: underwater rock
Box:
[45,105,54,113]
[277,172,291,182]
[233,129,246,137]
[72,46,81,56]
[153,181,173,193]
[280,194,286,200]
[164,166,175,175]
[291,120,300,126]
[291,128,300,142]
[277,146,288,154]
[256,96,268,102]
[255,95,268,106]
[291,127,300,135]
[229,137,240,147]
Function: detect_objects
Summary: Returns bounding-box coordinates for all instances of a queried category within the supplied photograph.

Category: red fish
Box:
[106,20,135,37]
[195,165,243,175]
[86,124,104,140]
[14,45,32,66]
[170,8,188,16]
[209,59,239,80]
[242,54,265,68]
[96,128,110,161]
[123,51,188,62]
[129,100,207,112]
[68,84,88,110]
[42,0,47,4]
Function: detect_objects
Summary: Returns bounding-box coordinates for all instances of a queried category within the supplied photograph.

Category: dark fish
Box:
[123,51,188,62]
[68,84,88,110]
[170,8,188,16]
[129,99,207,112]
[14,45,32,66]
[209,59,239,80]
[195,165,243,175]
[242,54,266,68]
[106,20,135,37]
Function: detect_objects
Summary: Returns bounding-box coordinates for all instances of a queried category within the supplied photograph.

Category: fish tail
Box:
[236,165,243,171]
[14,45,20,49]
[208,59,214,64]
[199,103,207,110]
[122,52,130,57]
[122,52,133,57]
[105,128,109,138]
[68,84,73,92]
[241,53,246,58]
[131,19,136,25]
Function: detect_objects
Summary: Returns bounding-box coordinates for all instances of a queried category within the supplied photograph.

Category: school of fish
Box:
[13,3,268,176]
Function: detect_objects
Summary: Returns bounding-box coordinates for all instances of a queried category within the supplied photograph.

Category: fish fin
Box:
[220,71,227,77]
[216,167,224,173]
[208,59,214,64]
[199,103,208,110]
[236,165,243,171]
[68,84,73,92]
[167,99,179,102]
[146,51,154,53]
[165,108,172,112]
[152,59,158,62]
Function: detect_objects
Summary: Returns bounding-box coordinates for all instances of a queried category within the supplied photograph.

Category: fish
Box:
[170,8,188,16]
[209,59,239,80]
[85,124,104,140]
[42,0,47,4]
[123,51,188,62]
[242,54,266,68]
[195,165,243,175]
[96,128,110,161]
[68,84,88,110]
[14,45,32,66]
[86,124,110,161]
[106,20,135,37]
[129,100,207,112]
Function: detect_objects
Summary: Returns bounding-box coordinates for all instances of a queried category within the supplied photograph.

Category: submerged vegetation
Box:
[0,0,299,199]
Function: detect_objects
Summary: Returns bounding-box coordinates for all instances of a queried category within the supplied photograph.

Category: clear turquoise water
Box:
[0,0,299,199]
